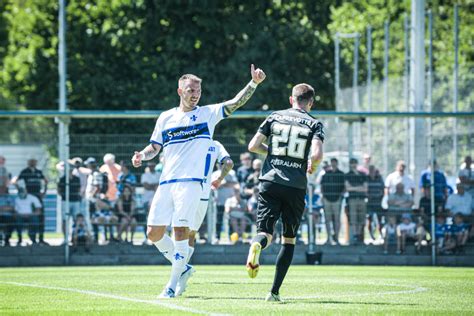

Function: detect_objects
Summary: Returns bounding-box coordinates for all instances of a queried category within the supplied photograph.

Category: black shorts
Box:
[257,181,306,238]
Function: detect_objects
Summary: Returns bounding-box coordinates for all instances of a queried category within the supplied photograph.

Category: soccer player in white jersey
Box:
[131,65,266,298]
[175,140,234,296]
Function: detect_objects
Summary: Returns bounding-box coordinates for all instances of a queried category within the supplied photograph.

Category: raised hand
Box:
[131,151,143,168]
[251,64,266,84]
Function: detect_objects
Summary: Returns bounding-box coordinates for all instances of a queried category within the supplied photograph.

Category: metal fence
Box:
[1,114,472,265]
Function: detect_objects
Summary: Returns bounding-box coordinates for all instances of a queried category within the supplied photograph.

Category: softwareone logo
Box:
[167,128,200,140]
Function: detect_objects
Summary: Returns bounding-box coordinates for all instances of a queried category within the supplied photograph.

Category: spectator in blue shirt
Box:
[117,164,137,196]
[420,160,448,202]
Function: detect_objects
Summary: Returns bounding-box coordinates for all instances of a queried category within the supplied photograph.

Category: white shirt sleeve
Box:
[150,115,164,145]
[384,173,392,188]
[206,104,226,128]
[214,140,230,163]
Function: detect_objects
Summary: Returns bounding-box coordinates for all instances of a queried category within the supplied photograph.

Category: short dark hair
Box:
[330,158,338,163]
[349,158,358,164]
[292,83,315,105]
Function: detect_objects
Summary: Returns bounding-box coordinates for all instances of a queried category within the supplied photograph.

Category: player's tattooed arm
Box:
[211,158,234,189]
[222,64,266,116]
[248,132,268,155]
[307,139,323,174]
[131,143,161,168]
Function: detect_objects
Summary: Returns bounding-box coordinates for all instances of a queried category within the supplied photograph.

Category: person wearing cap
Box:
[99,153,121,204]
[396,213,425,254]
[13,158,49,245]
[58,166,82,244]
[84,157,105,242]
[345,158,368,244]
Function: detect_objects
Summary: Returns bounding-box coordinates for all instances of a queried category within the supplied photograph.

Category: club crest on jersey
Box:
[190,115,197,121]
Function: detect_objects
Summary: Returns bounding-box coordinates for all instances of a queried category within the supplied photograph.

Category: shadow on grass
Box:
[184,296,418,306]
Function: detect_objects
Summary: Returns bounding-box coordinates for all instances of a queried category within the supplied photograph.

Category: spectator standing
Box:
[321,158,345,245]
[0,156,9,193]
[99,153,121,204]
[14,158,49,245]
[458,156,474,210]
[0,191,15,246]
[366,165,385,241]
[58,167,82,243]
[14,188,41,245]
[387,183,414,212]
[84,157,105,242]
[70,157,90,215]
[385,160,415,196]
[212,165,238,242]
[420,160,448,202]
[445,183,472,216]
[357,154,371,175]
[345,158,368,243]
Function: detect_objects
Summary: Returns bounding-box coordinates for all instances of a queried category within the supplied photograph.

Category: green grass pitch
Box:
[1,265,473,315]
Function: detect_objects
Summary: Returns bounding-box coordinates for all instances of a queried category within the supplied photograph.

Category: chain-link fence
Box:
[1,114,472,261]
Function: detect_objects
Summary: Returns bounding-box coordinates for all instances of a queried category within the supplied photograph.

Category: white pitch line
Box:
[291,283,428,300]
[2,281,229,316]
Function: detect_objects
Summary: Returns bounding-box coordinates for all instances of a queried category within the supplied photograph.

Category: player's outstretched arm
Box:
[307,139,323,174]
[211,158,234,190]
[248,132,268,155]
[131,143,162,168]
[222,64,266,116]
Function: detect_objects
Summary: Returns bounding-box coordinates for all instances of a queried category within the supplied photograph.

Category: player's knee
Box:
[282,236,296,245]
[188,231,196,246]
[147,226,165,242]
[173,226,189,241]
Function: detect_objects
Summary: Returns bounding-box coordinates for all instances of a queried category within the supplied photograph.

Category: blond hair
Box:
[292,83,315,106]
[178,74,202,88]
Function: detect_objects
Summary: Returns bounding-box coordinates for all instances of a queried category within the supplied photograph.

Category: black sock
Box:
[251,234,268,249]
[271,243,295,295]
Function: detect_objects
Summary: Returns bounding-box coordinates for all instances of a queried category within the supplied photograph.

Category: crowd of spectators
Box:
[316,155,473,255]
[0,152,472,256]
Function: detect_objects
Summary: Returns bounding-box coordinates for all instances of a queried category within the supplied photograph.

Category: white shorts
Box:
[147,181,202,227]
[190,199,210,231]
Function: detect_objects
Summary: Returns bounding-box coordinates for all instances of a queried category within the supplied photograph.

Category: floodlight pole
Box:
[58,0,70,265]
[366,25,372,156]
[428,10,436,266]
[453,4,459,175]
[383,20,390,176]
[404,15,410,169]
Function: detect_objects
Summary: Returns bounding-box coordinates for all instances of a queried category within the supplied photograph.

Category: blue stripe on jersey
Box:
[200,198,209,201]
[222,105,228,118]
[163,135,211,148]
[150,140,163,146]
[219,156,230,164]
[162,122,210,145]
[159,178,203,185]
[204,153,211,178]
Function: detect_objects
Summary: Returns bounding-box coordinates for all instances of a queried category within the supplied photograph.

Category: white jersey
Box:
[150,104,226,185]
[201,140,231,200]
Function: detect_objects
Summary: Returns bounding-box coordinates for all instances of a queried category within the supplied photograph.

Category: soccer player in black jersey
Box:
[246,83,324,302]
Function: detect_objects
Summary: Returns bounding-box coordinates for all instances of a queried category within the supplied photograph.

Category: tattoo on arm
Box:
[223,81,257,116]
[219,159,233,180]
[141,144,161,161]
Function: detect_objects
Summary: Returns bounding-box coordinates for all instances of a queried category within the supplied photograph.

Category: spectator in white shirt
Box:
[15,188,41,245]
[397,213,425,254]
[445,183,472,216]
[458,156,474,210]
[385,160,415,196]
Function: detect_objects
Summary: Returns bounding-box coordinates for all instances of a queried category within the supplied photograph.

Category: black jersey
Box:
[258,108,324,190]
